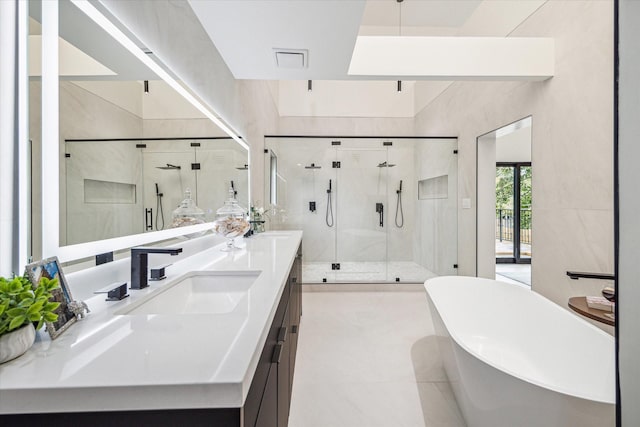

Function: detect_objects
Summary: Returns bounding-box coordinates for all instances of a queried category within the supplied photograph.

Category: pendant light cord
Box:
[398,0,403,37]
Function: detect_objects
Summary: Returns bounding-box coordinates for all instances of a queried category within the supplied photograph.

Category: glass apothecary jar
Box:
[170,188,206,229]
[213,186,250,251]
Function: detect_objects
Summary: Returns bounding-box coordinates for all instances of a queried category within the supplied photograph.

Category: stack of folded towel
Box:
[586,296,615,312]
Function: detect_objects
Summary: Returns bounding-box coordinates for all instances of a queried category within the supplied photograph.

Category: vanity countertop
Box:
[0,231,302,414]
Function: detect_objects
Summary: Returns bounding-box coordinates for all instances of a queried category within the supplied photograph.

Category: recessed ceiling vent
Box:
[273,48,308,69]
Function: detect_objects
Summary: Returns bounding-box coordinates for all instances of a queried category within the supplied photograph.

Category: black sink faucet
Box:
[130,247,183,289]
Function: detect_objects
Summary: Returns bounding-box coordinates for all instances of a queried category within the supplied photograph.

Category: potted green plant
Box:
[0,275,60,364]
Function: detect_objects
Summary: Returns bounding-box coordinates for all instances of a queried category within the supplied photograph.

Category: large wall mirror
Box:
[29,0,248,262]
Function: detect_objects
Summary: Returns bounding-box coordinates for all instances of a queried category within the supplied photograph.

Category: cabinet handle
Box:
[272,343,283,364]
[277,326,288,342]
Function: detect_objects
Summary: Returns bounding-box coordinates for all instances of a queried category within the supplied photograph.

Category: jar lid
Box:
[216,184,246,217]
[172,188,205,218]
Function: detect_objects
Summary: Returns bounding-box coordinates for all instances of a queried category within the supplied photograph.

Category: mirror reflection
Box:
[28,0,248,249]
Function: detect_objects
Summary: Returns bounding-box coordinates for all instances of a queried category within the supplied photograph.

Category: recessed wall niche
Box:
[418,175,449,200]
[84,179,136,204]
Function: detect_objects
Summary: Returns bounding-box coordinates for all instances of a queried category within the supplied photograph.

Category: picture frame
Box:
[25,256,76,340]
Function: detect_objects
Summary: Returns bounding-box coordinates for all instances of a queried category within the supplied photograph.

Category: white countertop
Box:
[0,231,302,414]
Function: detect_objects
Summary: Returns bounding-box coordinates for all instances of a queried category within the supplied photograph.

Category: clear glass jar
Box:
[213,186,250,251]
[170,188,206,229]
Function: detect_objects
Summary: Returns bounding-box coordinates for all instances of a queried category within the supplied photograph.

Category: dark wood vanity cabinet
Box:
[249,244,302,427]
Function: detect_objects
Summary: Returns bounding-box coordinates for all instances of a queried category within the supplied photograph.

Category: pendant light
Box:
[396,0,403,92]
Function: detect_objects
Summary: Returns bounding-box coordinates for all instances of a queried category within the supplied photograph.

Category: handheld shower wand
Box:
[395,180,404,228]
[231,180,237,197]
[155,183,165,230]
[326,179,334,227]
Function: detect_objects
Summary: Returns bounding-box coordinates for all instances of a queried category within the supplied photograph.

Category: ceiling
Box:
[188,0,366,80]
[188,0,547,81]
[30,0,157,81]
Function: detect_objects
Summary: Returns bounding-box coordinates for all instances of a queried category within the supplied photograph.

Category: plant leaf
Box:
[44,312,58,322]
[8,280,22,294]
[26,301,44,315]
[44,301,60,312]
[18,290,32,299]
[6,307,26,317]
[18,298,35,308]
[36,319,44,330]
[28,312,41,322]
[9,315,26,331]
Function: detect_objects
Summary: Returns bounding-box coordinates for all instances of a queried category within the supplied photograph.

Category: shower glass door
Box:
[335,145,388,281]
[264,136,458,284]
[265,138,337,282]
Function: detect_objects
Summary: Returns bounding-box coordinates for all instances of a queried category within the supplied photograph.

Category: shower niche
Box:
[63,137,248,246]
[264,137,458,284]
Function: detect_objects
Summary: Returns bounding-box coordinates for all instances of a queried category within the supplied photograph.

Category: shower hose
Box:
[326,187,334,227]
[395,183,404,228]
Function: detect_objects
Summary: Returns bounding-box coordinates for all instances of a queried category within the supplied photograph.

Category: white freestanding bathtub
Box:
[425,276,615,427]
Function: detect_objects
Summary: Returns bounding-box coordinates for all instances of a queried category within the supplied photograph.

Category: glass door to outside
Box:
[496,163,531,264]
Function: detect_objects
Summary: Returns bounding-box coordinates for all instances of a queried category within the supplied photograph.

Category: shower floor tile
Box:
[303,261,437,284]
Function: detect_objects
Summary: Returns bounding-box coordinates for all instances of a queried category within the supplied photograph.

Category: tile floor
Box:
[289,286,466,427]
[303,262,436,284]
[496,263,531,286]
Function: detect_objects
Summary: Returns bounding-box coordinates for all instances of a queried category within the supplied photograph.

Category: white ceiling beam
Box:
[348,36,554,80]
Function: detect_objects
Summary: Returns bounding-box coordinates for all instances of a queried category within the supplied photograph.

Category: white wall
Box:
[496,125,532,163]
[414,0,614,313]
[278,80,415,118]
[618,0,640,423]
[476,133,497,279]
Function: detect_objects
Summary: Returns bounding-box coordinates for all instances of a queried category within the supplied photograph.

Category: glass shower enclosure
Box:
[264,137,458,284]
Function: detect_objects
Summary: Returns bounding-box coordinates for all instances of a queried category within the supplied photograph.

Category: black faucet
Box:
[130,247,183,289]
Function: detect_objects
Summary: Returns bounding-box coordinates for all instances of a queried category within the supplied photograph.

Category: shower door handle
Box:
[145,208,153,231]
[376,203,384,227]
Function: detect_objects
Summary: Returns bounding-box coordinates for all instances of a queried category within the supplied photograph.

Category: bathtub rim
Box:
[425,276,615,405]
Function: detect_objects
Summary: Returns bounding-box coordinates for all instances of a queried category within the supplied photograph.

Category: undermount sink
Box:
[116,271,260,316]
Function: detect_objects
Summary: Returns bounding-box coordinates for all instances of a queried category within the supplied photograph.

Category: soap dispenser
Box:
[213,184,250,251]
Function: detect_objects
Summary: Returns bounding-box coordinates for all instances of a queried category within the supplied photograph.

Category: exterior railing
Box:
[496,208,531,245]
